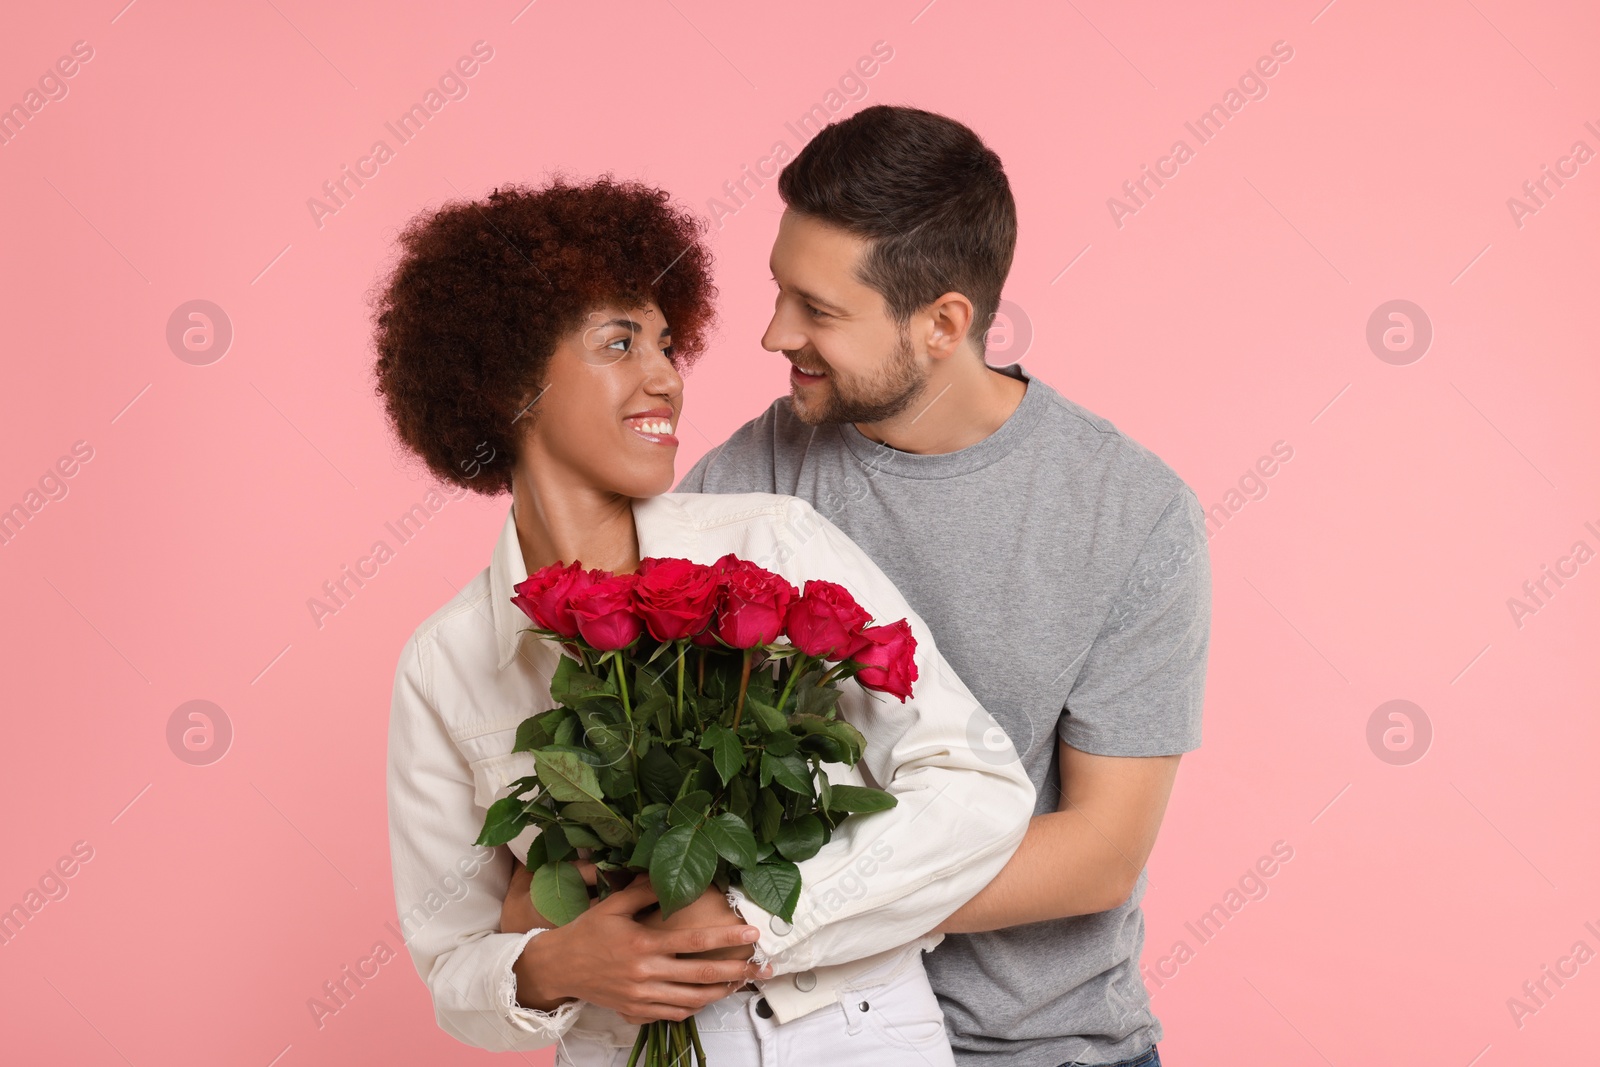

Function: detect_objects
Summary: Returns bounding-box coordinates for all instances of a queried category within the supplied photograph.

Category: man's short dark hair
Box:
[776,105,1016,354]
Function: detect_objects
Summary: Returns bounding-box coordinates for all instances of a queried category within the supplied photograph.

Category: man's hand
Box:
[507,866,772,1024]
[501,856,599,934]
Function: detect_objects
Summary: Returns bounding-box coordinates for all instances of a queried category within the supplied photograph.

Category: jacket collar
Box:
[489,493,702,672]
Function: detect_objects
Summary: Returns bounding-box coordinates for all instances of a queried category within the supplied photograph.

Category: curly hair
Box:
[369,176,716,496]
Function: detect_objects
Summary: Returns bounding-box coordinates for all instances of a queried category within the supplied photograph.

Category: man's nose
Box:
[761,305,804,354]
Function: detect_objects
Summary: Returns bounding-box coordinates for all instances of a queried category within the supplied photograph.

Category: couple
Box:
[380,105,1210,1067]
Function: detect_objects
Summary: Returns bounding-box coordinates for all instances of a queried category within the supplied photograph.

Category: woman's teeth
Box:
[630,418,673,435]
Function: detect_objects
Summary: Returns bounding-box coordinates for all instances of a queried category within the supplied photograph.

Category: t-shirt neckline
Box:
[835,362,1048,480]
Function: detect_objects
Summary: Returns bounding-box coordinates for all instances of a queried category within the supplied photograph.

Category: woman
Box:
[374,177,1034,1065]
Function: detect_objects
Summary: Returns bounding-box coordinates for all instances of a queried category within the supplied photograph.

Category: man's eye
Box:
[805,304,828,319]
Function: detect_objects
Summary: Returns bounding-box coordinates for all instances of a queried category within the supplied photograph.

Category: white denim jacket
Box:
[386,491,1034,1053]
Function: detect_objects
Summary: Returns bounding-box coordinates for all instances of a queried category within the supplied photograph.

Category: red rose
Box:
[846,620,919,702]
[785,580,871,659]
[569,571,643,650]
[712,555,798,649]
[510,560,595,639]
[632,557,723,641]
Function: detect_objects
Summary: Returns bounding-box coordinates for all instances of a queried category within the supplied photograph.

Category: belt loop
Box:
[839,990,869,1036]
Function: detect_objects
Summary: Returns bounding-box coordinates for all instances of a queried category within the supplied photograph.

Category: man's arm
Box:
[934,741,1180,932]
[938,486,1209,932]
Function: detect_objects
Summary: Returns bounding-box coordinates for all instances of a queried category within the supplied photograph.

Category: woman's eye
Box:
[606,336,631,353]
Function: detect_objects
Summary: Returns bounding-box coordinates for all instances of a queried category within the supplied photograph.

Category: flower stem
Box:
[774,653,813,716]
[730,649,754,731]
[675,641,686,735]
[614,652,640,785]
[817,660,850,688]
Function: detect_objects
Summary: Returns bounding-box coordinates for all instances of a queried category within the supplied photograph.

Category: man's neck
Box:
[853,357,1027,455]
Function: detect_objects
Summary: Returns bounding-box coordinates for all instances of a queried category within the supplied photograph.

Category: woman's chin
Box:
[614,469,676,500]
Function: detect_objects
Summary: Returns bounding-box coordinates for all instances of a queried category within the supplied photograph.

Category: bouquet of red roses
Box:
[475,553,918,1067]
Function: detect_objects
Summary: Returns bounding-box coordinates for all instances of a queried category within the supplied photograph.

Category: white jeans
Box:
[553,946,955,1067]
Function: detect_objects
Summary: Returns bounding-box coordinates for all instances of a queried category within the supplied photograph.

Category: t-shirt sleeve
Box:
[1060,487,1211,756]
[675,401,784,494]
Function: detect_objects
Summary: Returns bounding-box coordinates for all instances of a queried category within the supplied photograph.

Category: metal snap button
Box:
[793,970,817,992]
[755,997,773,1019]
[769,916,793,936]
[859,1001,870,1011]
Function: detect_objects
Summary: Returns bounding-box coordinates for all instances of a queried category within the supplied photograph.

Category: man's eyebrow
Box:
[770,276,846,313]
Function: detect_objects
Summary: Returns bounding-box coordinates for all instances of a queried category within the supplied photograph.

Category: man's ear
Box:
[924,291,976,361]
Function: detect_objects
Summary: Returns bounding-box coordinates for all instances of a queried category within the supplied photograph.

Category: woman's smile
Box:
[624,406,679,446]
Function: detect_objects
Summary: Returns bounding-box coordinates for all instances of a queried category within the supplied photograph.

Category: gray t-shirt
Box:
[678,361,1211,1067]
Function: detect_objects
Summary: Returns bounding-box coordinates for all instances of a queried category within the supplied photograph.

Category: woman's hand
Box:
[634,885,758,963]
[509,875,772,1023]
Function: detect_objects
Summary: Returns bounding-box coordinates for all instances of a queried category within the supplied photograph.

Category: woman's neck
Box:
[510,470,641,577]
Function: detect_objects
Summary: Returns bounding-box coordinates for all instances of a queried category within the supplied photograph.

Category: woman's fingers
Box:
[648,922,765,960]
[594,876,657,912]
[649,955,765,986]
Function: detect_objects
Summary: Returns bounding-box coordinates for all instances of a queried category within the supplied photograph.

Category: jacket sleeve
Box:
[725,497,1037,975]
[386,631,583,1051]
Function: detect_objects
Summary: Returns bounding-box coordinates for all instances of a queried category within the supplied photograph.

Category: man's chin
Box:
[787,383,832,425]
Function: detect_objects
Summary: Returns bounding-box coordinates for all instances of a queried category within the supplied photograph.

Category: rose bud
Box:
[785,580,872,659]
[632,557,723,642]
[569,572,644,650]
[713,558,798,649]
[510,560,595,638]
[845,620,919,701]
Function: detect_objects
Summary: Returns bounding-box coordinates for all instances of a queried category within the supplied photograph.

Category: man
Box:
[676,105,1211,1067]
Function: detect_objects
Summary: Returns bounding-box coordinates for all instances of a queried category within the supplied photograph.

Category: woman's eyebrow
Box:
[601,316,675,337]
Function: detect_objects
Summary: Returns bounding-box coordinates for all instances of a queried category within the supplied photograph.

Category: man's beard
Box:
[788,329,928,426]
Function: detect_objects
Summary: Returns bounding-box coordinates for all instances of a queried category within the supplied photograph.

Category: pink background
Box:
[2,0,1596,1063]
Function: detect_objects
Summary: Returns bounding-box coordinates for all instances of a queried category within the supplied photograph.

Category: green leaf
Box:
[668,791,712,827]
[597,762,636,801]
[755,788,783,843]
[745,697,787,734]
[575,704,631,765]
[700,724,744,786]
[476,795,535,847]
[762,752,812,796]
[534,750,606,804]
[629,822,664,868]
[816,773,831,813]
[524,832,549,869]
[774,814,825,862]
[551,714,579,748]
[640,745,685,805]
[728,775,753,820]
[561,822,604,848]
[649,824,718,919]
[514,708,568,752]
[633,684,673,733]
[825,784,898,813]
[702,813,759,868]
[739,859,802,923]
[531,861,591,926]
[542,822,573,861]
[561,801,635,847]
[797,681,841,717]
[763,730,797,757]
[550,655,613,706]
